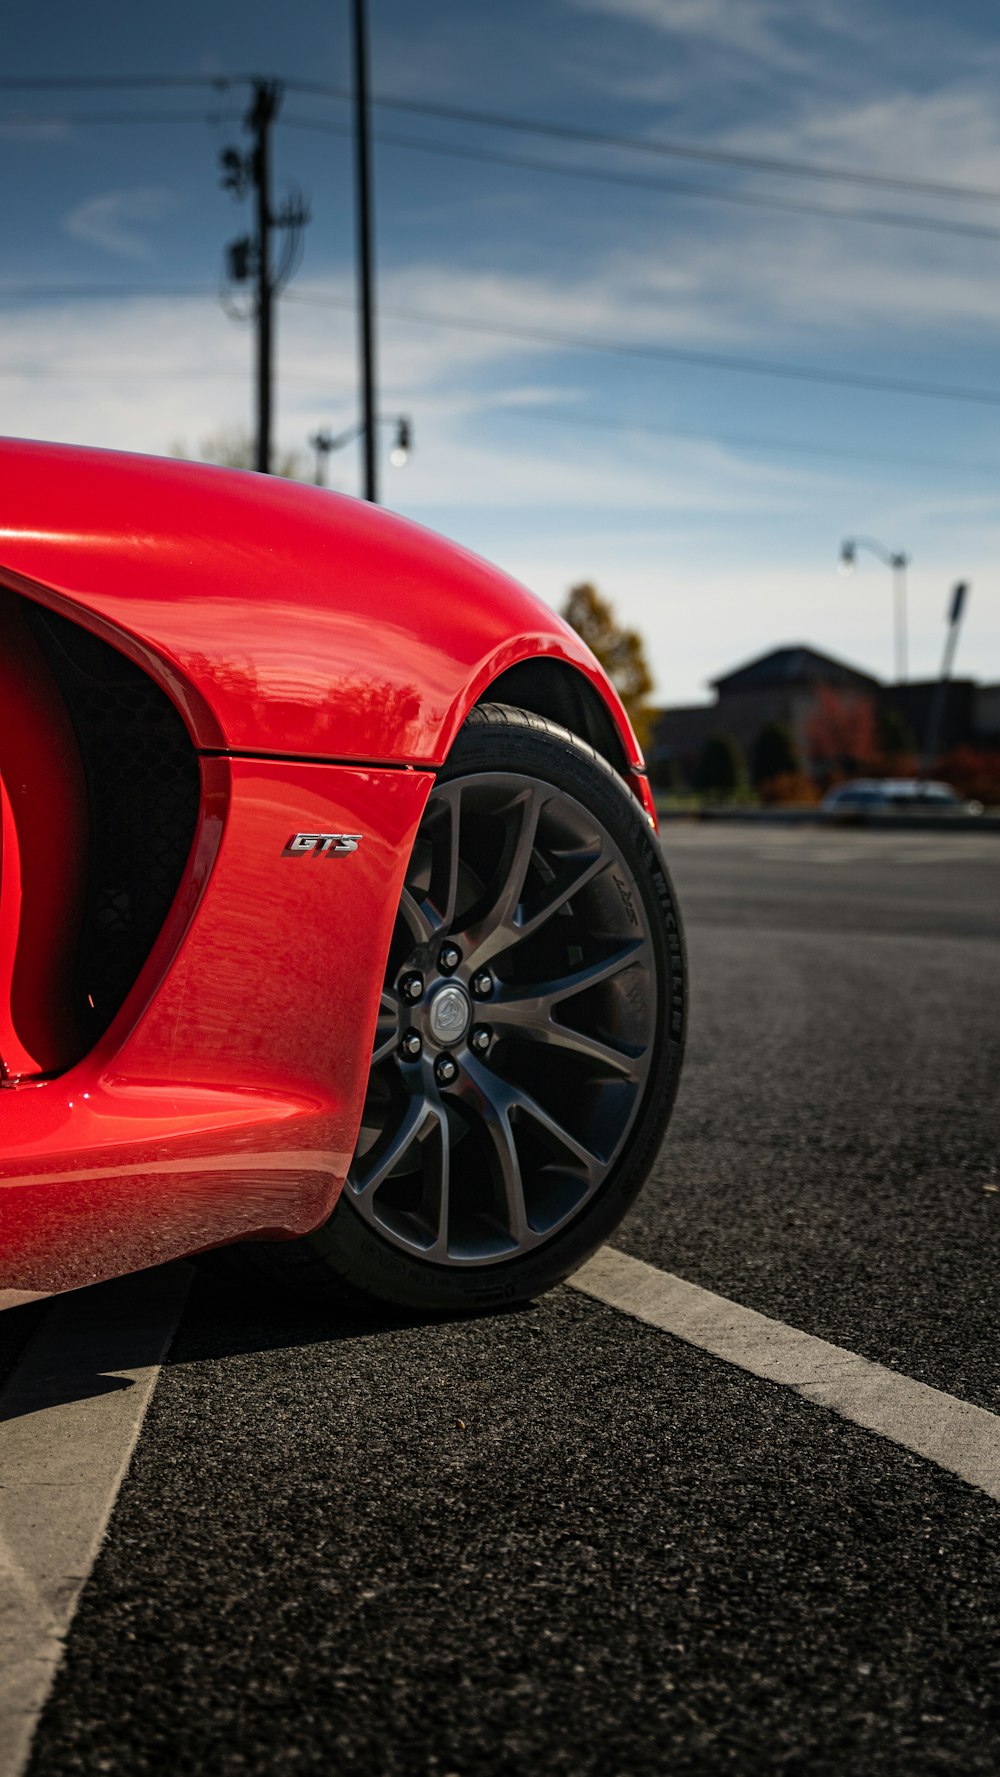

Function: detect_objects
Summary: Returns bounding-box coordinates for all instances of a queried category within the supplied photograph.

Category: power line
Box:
[281,114,1000,246]
[0,282,218,298]
[0,353,987,474]
[0,107,242,126]
[8,102,996,244]
[486,404,996,477]
[4,278,1000,411]
[5,72,1000,206]
[0,74,246,90]
[0,362,351,389]
[285,290,1000,409]
[287,83,1000,209]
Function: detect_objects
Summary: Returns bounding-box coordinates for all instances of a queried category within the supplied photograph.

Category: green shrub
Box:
[751,720,800,785]
[696,731,748,798]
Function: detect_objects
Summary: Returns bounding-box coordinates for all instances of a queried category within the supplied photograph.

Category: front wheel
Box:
[257,705,686,1313]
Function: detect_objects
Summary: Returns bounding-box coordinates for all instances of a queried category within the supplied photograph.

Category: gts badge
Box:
[282,833,362,858]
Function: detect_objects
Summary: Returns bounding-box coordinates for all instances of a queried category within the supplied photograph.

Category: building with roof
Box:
[649,643,988,784]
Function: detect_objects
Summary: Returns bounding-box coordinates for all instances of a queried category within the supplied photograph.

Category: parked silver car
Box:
[821,779,983,815]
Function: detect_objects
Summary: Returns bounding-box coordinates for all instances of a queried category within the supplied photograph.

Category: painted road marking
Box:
[0,1264,191,1777]
[569,1247,1000,1505]
[3,1245,999,1777]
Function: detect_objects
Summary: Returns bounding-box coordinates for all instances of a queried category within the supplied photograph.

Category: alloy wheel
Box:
[346,772,657,1266]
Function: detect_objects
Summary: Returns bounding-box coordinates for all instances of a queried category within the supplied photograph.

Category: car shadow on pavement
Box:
[0,1257,529,1424]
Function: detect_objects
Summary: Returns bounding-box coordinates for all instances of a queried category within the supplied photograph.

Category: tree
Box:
[876,704,916,761]
[172,427,307,481]
[751,720,800,786]
[561,583,654,748]
[936,745,1000,806]
[806,688,877,777]
[696,731,748,797]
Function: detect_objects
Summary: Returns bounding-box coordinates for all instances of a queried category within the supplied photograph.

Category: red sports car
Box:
[0,440,686,1314]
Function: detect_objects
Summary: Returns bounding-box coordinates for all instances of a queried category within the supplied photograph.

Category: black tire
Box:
[237,704,686,1314]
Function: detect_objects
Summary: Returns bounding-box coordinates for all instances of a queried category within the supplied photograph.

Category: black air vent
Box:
[27,607,201,1041]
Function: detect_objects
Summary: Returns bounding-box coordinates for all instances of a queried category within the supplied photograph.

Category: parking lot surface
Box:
[5,826,1000,1774]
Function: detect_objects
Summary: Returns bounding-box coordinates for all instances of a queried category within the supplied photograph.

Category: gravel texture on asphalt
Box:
[25,1277,1000,1777]
[19,824,1000,1776]
[622,829,1000,1414]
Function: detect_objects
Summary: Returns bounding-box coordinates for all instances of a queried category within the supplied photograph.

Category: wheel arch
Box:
[472,657,631,776]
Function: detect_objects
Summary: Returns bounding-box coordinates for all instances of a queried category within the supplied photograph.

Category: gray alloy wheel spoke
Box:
[495,937,650,1025]
[463,1056,599,1228]
[489,1010,645,1081]
[399,885,440,945]
[425,1106,452,1260]
[432,781,463,934]
[512,841,611,945]
[401,782,463,935]
[349,1094,433,1198]
[481,1103,531,1247]
[504,1079,604,1182]
[459,1055,532,1246]
[372,992,401,1065]
[462,784,548,968]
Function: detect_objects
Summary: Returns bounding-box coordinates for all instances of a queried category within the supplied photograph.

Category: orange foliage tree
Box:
[806,688,877,779]
[562,583,654,750]
[936,746,1000,806]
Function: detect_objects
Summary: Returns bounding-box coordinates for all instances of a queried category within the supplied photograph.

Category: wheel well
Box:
[474,659,630,776]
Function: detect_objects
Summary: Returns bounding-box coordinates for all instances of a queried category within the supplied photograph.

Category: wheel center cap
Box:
[427,982,471,1047]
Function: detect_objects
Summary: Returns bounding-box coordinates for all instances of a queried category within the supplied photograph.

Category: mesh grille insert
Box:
[27,607,201,1042]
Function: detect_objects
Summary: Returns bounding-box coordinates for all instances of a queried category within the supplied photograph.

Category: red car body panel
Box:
[0,438,643,768]
[0,439,647,1304]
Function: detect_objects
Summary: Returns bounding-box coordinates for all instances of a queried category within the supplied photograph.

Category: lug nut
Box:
[400,972,425,1003]
[470,1025,492,1054]
[435,1053,458,1086]
[471,970,494,999]
[438,942,461,973]
[400,1030,422,1060]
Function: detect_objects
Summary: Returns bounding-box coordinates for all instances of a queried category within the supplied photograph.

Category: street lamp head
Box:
[390,417,411,468]
[838,540,856,574]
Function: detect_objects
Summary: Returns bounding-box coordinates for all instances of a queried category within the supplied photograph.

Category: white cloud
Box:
[718,83,1000,193]
[1,258,997,704]
[569,0,804,68]
[63,187,180,263]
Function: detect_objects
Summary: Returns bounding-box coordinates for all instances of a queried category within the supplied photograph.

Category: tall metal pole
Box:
[250,81,280,475]
[353,0,378,502]
[893,556,908,684]
[923,581,969,768]
[839,537,909,683]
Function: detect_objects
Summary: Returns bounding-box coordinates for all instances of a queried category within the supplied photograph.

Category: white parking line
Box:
[0,1264,191,1777]
[3,1245,998,1776]
[569,1248,1000,1504]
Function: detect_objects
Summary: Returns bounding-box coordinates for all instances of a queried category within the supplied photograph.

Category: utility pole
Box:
[353,0,378,502]
[251,80,279,473]
[220,82,309,474]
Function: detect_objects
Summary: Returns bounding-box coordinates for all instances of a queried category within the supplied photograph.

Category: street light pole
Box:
[309,416,412,487]
[839,536,910,683]
[892,555,907,684]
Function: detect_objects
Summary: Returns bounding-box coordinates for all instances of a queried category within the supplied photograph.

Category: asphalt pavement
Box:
[10,825,1000,1774]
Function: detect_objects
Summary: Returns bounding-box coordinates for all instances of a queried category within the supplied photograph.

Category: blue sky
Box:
[3,0,1000,703]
